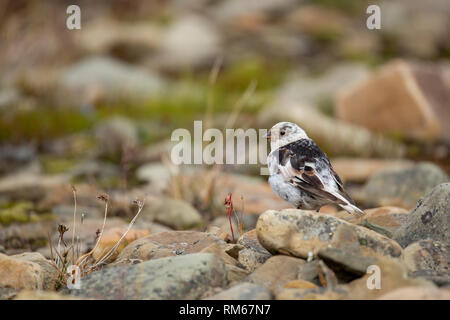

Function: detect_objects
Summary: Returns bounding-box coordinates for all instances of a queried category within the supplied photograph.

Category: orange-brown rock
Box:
[336,60,450,143]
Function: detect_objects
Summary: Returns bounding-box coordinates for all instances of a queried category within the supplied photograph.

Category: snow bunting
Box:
[266,122,364,216]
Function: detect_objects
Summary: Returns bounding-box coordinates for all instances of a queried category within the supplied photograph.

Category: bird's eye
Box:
[280,130,286,136]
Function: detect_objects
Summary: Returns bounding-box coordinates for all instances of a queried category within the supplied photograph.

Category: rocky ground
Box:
[0,0,450,300]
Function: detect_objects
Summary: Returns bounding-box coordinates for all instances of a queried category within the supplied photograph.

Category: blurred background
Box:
[0,0,449,255]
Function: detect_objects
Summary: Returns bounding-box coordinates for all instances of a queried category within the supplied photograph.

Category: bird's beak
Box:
[265,130,271,140]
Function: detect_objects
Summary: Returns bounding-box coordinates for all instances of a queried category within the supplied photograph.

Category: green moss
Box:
[0,202,33,225]
[41,156,79,174]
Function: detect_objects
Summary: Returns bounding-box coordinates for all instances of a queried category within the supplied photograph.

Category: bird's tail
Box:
[338,203,365,218]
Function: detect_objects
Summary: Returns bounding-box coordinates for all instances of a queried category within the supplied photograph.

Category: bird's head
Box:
[266,122,309,150]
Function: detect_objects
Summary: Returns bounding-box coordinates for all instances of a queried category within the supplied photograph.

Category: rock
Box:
[256,209,402,260]
[341,206,410,237]
[94,116,139,159]
[92,227,150,262]
[246,255,305,293]
[0,172,66,203]
[402,239,449,277]
[141,197,202,230]
[347,257,435,299]
[318,247,378,282]
[331,158,414,183]
[287,5,350,38]
[0,252,59,298]
[237,229,272,272]
[357,163,448,209]
[283,279,318,289]
[14,290,78,300]
[205,283,272,300]
[200,242,243,268]
[258,99,405,158]
[0,144,35,175]
[68,253,227,299]
[59,56,165,105]
[0,221,53,251]
[276,63,369,108]
[224,265,250,284]
[212,0,295,24]
[276,286,349,300]
[297,260,320,283]
[135,163,171,192]
[377,286,450,300]
[117,231,228,263]
[75,18,161,59]
[336,60,450,143]
[154,15,221,71]
[393,183,450,247]
[380,0,450,58]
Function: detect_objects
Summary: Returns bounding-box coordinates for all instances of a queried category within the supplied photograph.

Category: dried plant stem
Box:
[71,186,77,265]
[76,200,108,268]
[91,200,145,269]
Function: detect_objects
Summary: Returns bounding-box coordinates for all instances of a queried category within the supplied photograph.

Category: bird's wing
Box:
[276,139,354,206]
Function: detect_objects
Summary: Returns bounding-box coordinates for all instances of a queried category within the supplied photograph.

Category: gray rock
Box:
[59,56,165,104]
[94,116,139,158]
[135,163,171,192]
[358,162,448,208]
[297,260,320,282]
[68,253,227,299]
[141,197,202,230]
[154,15,221,71]
[318,247,378,279]
[205,282,272,300]
[393,183,450,247]
[256,209,403,260]
[402,239,449,283]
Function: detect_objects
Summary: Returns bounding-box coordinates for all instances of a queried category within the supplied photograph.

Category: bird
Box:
[266,121,365,216]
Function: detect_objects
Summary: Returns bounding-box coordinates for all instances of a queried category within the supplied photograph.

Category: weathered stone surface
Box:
[347,257,435,299]
[276,285,349,300]
[283,279,318,289]
[256,209,402,259]
[357,163,448,209]
[336,60,450,143]
[14,290,79,300]
[245,255,305,293]
[59,56,165,104]
[318,247,378,278]
[205,282,272,300]
[377,286,450,300]
[341,206,410,237]
[237,229,271,272]
[0,252,59,298]
[154,15,221,71]
[402,239,449,276]
[297,260,320,283]
[117,231,228,263]
[331,158,413,183]
[141,197,202,230]
[393,183,450,247]
[69,253,227,299]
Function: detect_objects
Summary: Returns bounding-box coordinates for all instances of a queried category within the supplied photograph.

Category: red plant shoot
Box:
[224,193,235,243]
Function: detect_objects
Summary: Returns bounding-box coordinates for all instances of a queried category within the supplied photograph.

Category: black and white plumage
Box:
[266,122,365,216]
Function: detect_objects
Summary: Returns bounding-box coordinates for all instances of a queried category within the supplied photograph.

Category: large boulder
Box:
[356,162,448,209]
[336,60,450,143]
[393,183,450,247]
[256,209,403,259]
[68,253,227,299]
